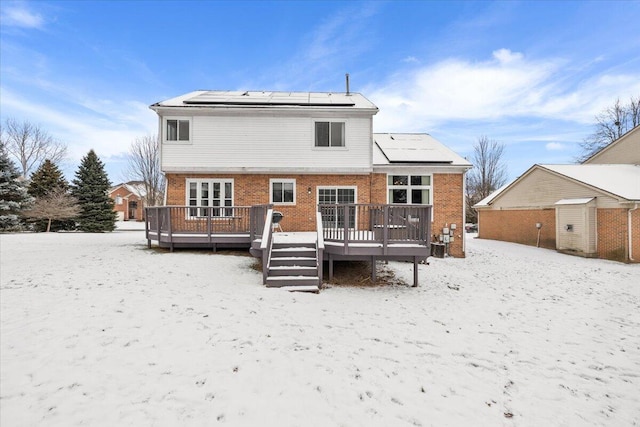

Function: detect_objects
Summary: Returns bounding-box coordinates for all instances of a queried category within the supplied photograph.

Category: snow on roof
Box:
[110,182,147,198]
[555,198,596,205]
[152,90,378,110]
[541,164,640,201]
[473,183,511,208]
[373,133,471,166]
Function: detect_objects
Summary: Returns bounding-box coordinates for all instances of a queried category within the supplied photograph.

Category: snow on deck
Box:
[1,232,639,426]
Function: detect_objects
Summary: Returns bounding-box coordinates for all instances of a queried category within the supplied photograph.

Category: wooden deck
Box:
[145,203,432,287]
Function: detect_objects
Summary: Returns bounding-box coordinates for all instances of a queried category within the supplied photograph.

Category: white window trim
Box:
[312,119,348,149]
[185,178,234,218]
[317,186,358,229]
[269,178,296,205]
[163,116,192,143]
[386,174,433,205]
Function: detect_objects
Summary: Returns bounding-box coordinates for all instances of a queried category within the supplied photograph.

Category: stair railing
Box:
[316,211,325,286]
[260,208,274,285]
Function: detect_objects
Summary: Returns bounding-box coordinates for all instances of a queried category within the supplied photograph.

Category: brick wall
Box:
[432,174,465,257]
[166,172,466,257]
[109,188,144,221]
[597,208,629,262]
[477,209,556,249]
[166,173,388,231]
[478,207,640,263]
[632,208,640,263]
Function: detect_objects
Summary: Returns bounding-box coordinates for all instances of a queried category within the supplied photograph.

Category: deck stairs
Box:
[266,240,320,292]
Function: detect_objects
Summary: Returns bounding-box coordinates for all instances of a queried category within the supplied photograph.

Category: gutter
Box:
[630,203,639,262]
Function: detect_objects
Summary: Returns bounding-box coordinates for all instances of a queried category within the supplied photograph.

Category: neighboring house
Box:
[109,181,146,221]
[149,90,471,257]
[475,125,640,263]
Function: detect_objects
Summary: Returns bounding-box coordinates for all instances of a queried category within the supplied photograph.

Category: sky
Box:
[1,0,639,183]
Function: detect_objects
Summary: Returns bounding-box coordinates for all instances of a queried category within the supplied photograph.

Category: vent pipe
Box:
[345,73,350,95]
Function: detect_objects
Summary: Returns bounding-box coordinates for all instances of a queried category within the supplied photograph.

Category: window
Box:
[315,121,345,147]
[270,179,296,205]
[186,179,233,217]
[115,196,123,205]
[166,118,190,142]
[388,175,431,205]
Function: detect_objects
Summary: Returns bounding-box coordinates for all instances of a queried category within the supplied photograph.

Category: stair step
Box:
[271,247,316,257]
[270,257,317,267]
[272,242,316,250]
[269,266,318,276]
[266,276,320,288]
[280,285,319,293]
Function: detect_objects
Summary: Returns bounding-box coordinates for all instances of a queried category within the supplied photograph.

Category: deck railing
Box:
[318,204,432,249]
[145,205,273,244]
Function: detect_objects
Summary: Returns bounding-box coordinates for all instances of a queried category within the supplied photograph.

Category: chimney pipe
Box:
[345,73,350,95]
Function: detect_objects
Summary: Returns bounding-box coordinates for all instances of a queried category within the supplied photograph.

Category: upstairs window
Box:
[315,121,345,147]
[166,118,190,142]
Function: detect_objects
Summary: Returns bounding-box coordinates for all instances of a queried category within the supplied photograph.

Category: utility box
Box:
[431,243,445,258]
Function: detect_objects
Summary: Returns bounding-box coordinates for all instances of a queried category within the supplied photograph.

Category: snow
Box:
[1,231,639,426]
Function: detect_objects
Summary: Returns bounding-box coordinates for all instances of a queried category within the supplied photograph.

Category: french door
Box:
[318,187,356,228]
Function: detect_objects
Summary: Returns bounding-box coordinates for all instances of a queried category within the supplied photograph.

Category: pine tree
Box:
[71,150,116,232]
[0,142,32,231]
[28,159,68,197]
[28,159,75,231]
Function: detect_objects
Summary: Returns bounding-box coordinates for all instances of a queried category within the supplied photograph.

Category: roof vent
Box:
[345,73,350,95]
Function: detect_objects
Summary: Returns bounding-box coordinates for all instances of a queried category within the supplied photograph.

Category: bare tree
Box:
[466,136,508,223]
[577,95,640,162]
[124,134,165,206]
[24,188,80,232]
[0,118,67,178]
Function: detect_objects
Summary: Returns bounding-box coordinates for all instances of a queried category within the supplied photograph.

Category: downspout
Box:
[629,203,639,262]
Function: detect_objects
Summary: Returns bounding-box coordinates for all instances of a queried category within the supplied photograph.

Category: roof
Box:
[555,197,595,205]
[541,164,640,201]
[110,182,147,198]
[473,183,511,207]
[151,90,378,110]
[582,125,640,165]
[476,164,640,208]
[373,133,472,167]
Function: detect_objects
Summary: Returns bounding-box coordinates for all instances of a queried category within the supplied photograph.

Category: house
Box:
[474,125,640,263]
[145,90,471,289]
[109,181,146,221]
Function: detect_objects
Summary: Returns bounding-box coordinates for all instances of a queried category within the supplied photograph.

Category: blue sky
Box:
[1,0,639,182]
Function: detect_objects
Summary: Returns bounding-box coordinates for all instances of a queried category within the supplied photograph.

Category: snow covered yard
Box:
[1,231,638,426]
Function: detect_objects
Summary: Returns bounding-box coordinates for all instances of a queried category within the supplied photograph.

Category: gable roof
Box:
[151,90,378,111]
[109,182,147,198]
[582,125,640,165]
[475,164,640,208]
[373,133,471,167]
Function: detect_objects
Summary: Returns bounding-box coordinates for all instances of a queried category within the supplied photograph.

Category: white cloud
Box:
[0,3,44,29]
[545,142,566,151]
[0,87,156,164]
[366,49,640,133]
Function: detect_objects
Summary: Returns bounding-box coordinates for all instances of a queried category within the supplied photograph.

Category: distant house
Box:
[149,90,472,257]
[109,181,146,221]
[475,126,640,263]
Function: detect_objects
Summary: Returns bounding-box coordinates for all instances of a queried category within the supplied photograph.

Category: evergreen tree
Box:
[28,159,68,197]
[0,142,32,231]
[71,150,116,232]
[28,159,75,231]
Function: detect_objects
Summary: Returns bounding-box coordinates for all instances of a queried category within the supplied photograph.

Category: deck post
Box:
[207,208,212,246]
[383,205,389,255]
[413,256,418,287]
[343,205,349,255]
[156,208,161,248]
[371,256,376,282]
[329,253,334,281]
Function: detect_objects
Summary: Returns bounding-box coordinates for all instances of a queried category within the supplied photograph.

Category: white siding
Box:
[584,126,640,165]
[556,202,597,255]
[161,114,372,172]
[490,168,621,209]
